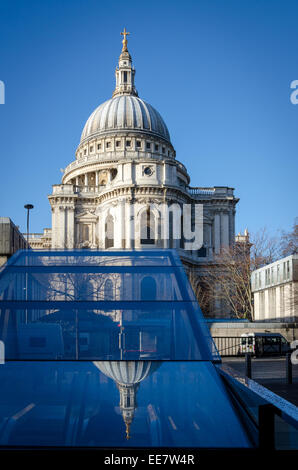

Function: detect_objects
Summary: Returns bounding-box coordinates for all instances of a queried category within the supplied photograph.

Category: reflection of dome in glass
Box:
[93,360,159,384]
[94,361,161,440]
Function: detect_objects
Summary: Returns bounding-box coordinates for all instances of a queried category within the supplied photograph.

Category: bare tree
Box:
[189,226,286,320]
[250,227,281,270]
[188,269,212,316]
[280,217,298,257]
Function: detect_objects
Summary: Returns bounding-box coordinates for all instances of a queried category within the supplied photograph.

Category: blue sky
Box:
[0,0,297,235]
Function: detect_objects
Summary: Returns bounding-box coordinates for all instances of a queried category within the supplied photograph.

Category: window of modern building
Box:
[265,268,271,286]
[271,266,274,284]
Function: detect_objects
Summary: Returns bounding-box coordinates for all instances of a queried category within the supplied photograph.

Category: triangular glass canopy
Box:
[0,249,219,361]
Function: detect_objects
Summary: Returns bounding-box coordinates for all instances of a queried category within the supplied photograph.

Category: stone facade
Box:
[48,39,238,251]
[251,254,298,322]
[32,34,240,317]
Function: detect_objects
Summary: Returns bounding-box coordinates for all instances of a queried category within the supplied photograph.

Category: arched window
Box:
[140,207,155,245]
[141,276,157,301]
[105,215,114,248]
[104,279,114,301]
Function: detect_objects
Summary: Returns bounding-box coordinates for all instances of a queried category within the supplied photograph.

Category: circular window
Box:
[144,166,153,176]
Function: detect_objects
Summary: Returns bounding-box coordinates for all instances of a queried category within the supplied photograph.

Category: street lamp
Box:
[24,204,34,248]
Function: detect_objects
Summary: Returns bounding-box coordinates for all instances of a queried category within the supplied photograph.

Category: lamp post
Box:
[24,204,34,248]
[24,204,33,324]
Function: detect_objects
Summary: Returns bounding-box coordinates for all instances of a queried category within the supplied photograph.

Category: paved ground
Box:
[222,356,298,407]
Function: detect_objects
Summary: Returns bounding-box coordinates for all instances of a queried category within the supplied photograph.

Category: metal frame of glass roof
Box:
[0,249,219,361]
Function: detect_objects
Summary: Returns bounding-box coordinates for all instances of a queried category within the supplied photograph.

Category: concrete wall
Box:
[0,217,28,266]
[208,321,298,343]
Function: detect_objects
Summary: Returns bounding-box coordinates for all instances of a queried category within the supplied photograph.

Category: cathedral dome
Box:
[80,95,171,144]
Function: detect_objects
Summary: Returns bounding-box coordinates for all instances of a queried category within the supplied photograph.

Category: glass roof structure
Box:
[0,249,219,361]
[0,250,297,450]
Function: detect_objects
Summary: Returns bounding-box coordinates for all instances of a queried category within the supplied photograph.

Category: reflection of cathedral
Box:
[94,361,160,439]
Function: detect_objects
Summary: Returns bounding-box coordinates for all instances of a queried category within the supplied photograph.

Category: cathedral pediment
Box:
[75,209,97,220]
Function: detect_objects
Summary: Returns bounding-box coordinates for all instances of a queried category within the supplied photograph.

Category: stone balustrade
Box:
[188,186,234,197]
[63,151,187,178]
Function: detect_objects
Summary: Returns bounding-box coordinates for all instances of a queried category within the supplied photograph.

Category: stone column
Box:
[229,210,235,246]
[120,199,126,248]
[67,207,75,249]
[208,223,212,256]
[95,171,99,189]
[163,162,168,185]
[112,204,122,249]
[84,173,88,189]
[51,206,58,248]
[58,206,66,248]
[213,212,220,254]
[125,201,133,248]
[221,211,230,248]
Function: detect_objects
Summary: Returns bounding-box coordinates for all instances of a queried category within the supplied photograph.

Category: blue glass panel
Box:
[0,303,217,360]
[0,268,196,301]
[0,361,251,448]
[0,250,219,361]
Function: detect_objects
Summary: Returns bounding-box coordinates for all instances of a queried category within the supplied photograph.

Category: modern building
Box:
[0,217,28,266]
[251,254,298,322]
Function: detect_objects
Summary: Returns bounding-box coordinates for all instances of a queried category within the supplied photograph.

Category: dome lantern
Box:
[112,28,138,98]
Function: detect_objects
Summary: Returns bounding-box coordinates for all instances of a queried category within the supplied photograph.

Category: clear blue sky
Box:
[0,0,297,235]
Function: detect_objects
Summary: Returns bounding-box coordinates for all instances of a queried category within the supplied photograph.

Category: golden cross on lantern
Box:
[121,27,130,51]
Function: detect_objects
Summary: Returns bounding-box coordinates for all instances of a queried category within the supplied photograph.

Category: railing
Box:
[63,152,188,176]
[188,187,215,196]
[52,184,107,195]
[213,336,242,357]
[188,186,235,197]
[27,233,43,239]
[73,185,106,194]
[217,362,298,450]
